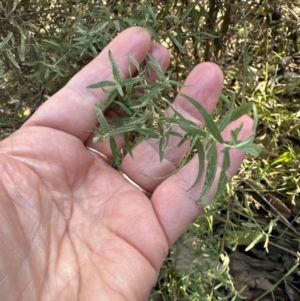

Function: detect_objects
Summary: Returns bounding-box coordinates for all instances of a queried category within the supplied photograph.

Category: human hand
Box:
[0,27,253,301]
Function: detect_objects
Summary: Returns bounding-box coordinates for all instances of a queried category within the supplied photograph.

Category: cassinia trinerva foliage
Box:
[88,51,260,204]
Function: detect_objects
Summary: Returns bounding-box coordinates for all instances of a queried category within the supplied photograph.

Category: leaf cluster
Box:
[89,51,260,203]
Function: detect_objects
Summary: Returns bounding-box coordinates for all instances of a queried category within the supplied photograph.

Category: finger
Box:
[22,27,152,141]
[84,42,171,158]
[121,62,224,192]
[152,115,254,246]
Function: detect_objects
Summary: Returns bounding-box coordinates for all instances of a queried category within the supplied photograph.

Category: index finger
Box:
[23,27,152,141]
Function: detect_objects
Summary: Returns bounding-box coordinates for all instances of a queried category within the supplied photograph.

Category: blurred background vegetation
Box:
[1,0,300,300]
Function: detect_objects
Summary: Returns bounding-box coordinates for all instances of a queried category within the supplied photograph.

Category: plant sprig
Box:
[88,51,260,203]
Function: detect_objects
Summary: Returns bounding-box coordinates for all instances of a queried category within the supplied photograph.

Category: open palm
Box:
[0,27,253,301]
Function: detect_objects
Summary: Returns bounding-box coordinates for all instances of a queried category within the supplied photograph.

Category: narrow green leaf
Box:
[122,77,143,87]
[218,253,230,275]
[169,32,185,54]
[217,98,234,131]
[242,222,259,228]
[187,138,205,191]
[178,121,207,137]
[211,148,230,202]
[230,102,253,122]
[145,2,157,24]
[109,136,121,168]
[161,124,173,138]
[229,123,243,144]
[180,93,223,143]
[108,50,123,83]
[131,84,164,109]
[94,21,109,32]
[201,31,221,38]
[100,89,118,111]
[124,132,133,157]
[112,101,133,116]
[87,80,116,89]
[147,53,165,79]
[252,102,258,131]
[107,124,139,136]
[11,0,19,13]
[0,32,13,50]
[245,232,264,252]
[6,51,20,69]
[168,131,183,139]
[125,83,133,107]
[115,84,124,97]
[18,34,25,61]
[42,39,63,51]
[159,137,165,162]
[127,55,140,74]
[157,120,164,136]
[237,142,261,156]
[205,138,214,151]
[143,25,160,42]
[95,103,109,131]
[221,147,230,171]
[134,84,153,90]
[228,133,254,148]
[137,128,159,139]
[271,150,295,165]
[197,140,218,203]
[177,133,190,147]
[219,92,232,106]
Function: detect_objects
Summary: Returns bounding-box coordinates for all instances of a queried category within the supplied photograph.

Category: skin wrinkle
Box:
[39,215,52,301]
[5,130,85,222]
[0,177,42,300]
[52,134,73,190]
[28,178,77,298]
[43,231,76,300]
[22,268,39,300]
[3,131,70,197]
[102,189,168,271]
[80,231,147,301]
[9,177,42,241]
[57,233,78,299]
[71,158,102,203]
[90,247,131,301]
[113,210,160,271]
[46,129,90,190]
[149,195,176,253]
[73,165,122,219]
[157,189,201,246]
[39,204,60,300]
